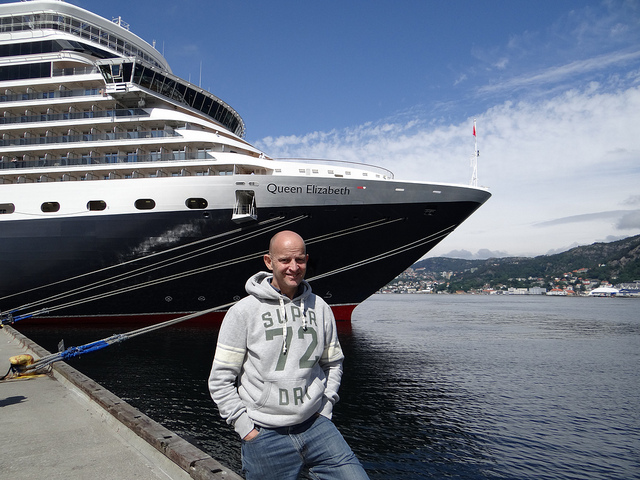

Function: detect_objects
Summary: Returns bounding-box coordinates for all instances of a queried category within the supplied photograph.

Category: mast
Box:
[470,119,478,187]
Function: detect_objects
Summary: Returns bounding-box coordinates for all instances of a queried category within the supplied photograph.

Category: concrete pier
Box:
[0,326,242,480]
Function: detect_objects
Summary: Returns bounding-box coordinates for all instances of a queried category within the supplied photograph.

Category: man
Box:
[209,230,369,480]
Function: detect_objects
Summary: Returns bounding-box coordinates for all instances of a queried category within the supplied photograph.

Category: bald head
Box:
[268,230,306,256]
[264,231,308,299]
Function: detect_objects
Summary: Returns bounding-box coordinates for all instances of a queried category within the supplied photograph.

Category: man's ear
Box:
[264,254,273,271]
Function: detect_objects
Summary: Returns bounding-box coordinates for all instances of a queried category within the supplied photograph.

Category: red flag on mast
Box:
[473,123,476,136]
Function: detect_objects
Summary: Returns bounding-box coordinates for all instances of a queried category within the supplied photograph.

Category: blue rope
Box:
[1,309,49,326]
[13,301,235,374]
[59,340,112,360]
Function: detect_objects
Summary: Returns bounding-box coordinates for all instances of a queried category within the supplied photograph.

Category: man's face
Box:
[264,236,308,299]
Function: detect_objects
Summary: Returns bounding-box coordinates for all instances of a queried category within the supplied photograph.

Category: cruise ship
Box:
[0,0,491,325]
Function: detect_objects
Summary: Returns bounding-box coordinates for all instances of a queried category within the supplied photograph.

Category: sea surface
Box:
[18,295,640,479]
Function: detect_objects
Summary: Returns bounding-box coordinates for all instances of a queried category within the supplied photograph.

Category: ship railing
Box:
[107,59,246,138]
[0,151,218,171]
[274,157,394,179]
[52,66,100,77]
[0,108,148,125]
[0,87,102,103]
[0,11,165,70]
[0,128,179,148]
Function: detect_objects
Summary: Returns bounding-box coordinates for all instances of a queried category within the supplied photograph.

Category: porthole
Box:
[0,203,15,214]
[186,198,208,209]
[41,202,60,213]
[134,199,156,210]
[87,200,107,211]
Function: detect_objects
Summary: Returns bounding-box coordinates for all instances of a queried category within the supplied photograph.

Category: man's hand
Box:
[243,428,259,441]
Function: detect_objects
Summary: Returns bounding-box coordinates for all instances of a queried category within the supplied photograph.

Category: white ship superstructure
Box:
[0,1,490,324]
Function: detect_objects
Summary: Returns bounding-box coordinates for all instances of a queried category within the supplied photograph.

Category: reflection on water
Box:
[338,330,496,479]
[17,295,640,479]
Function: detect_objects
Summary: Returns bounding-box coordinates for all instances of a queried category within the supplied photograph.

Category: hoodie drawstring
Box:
[301,298,307,331]
[278,297,288,354]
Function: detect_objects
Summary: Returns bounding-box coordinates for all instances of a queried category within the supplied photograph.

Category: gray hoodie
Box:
[208,272,344,439]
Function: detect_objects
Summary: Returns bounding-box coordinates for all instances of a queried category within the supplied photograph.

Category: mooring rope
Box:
[1,215,300,307]
[3,300,237,379]
[304,217,404,246]
[1,216,438,325]
[307,225,457,282]
[1,215,306,319]
[9,218,397,321]
[1,223,460,379]
[15,250,265,319]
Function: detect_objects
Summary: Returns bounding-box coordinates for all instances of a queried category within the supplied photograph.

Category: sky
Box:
[26,0,640,258]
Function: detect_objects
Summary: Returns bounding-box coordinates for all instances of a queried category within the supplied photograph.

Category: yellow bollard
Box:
[10,354,34,367]
[3,354,45,380]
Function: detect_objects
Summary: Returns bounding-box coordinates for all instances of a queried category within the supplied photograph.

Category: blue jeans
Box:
[241,414,369,480]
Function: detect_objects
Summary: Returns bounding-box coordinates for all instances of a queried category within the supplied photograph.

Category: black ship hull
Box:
[0,198,484,324]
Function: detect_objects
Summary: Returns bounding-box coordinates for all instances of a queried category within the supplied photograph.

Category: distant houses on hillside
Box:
[380,266,640,297]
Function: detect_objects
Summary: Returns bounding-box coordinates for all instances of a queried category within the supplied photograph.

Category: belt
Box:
[257,413,320,435]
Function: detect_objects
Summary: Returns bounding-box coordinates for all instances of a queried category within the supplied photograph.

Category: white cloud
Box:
[256,81,640,258]
[493,58,509,70]
[454,74,468,86]
[478,49,640,95]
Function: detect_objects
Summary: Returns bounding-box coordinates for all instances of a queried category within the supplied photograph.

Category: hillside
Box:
[397,234,640,293]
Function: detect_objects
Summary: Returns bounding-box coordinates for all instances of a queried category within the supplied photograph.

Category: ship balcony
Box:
[0,86,103,104]
[0,128,180,149]
[0,108,149,127]
[0,149,216,170]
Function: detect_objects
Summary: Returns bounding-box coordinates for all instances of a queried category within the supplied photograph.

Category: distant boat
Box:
[617,283,640,297]
[588,287,619,297]
[0,1,491,325]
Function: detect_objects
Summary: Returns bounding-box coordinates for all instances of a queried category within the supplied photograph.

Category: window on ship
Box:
[186,198,208,209]
[0,203,15,214]
[134,199,155,210]
[41,202,60,213]
[87,200,107,211]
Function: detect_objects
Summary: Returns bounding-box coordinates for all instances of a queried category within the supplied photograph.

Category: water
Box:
[18,295,640,479]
